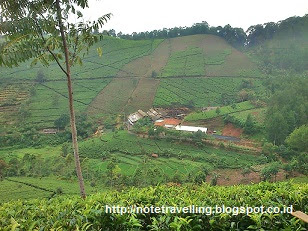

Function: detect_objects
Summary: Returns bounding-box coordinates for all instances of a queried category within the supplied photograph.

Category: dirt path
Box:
[88,39,172,115]
[123,39,171,113]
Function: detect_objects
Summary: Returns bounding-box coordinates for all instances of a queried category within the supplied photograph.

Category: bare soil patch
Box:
[222,123,243,138]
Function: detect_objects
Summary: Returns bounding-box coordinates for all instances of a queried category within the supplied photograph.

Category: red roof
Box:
[154,118,181,127]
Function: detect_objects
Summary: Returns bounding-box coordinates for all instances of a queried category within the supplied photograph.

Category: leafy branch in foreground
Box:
[0,0,111,199]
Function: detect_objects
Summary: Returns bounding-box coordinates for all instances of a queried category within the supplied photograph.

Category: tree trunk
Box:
[56,0,86,199]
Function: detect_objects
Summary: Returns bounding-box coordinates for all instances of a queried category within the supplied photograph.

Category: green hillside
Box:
[0,34,266,129]
[1,5,308,231]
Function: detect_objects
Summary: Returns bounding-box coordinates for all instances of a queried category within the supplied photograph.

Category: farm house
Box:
[146,108,162,121]
[127,110,147,125]
[154,118,182,128]
[128,108,163,125]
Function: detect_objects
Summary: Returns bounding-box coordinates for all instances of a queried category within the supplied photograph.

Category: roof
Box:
[137,110,147,117]
[147,108,162,121]
[154,118,182,127]
[128,110,147,124]
[175,125,207,133]
[42,128,58,134]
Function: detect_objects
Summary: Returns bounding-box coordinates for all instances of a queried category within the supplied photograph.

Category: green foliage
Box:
[0,37,162,128]
[1,182,307,230]
[226,108,265,128]
[264,75,308,145]
[77,131,264,169]
[36,70,46,83]
[285,125,308,152]
[266,112,289,145]
[0,159,8,178]
[243,114,256,134]
[54,114,70,129]
[261,162,281,181]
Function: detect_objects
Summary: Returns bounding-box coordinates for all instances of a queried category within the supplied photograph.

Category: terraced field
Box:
[25,79,111,126]
[154,77,265,108]
[0,37,164,126]
[1,34,264,127]
[88,39,170,115]
[0,85,30,126]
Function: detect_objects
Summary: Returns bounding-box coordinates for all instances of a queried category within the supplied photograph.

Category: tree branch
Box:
[31,12,68,75]
[71,32,79,65]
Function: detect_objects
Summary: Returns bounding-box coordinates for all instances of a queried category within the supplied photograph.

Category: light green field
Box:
[185,101,256,121]
[230,107,266,126]
[0,177,102,203]
[0,145,61,160]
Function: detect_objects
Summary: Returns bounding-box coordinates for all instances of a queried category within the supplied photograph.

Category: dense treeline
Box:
[105,15,308,48]
[265,75,308,145]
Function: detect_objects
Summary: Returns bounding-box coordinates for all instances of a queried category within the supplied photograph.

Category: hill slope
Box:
[0,34,262,128]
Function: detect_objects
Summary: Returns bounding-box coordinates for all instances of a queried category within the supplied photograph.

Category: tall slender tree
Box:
[0,0,111,198]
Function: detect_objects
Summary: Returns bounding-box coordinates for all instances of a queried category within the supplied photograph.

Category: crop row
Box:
[160,47,232,77]
[154,77,249,107]
[78,131,264,169]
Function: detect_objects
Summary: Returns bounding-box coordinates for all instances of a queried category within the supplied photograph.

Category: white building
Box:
[175,125,207,133]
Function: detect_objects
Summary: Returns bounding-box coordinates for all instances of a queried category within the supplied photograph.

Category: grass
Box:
[230,107,266,126]
[0,145,61,160]
[185,101,256,121]
[0,179,50,203]
[0,176,103,203]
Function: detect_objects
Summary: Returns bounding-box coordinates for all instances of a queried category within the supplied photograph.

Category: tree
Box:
[215,107,221,115]
[0,159,8,180]
[52,93,60,107]
[54,114,70,129]
[151,70,158,78]
[285,125,308,152]
[36,69,46,83]
[18,103,31,122]
[261,162,280,182]
[0,0,111,199]
[244,114,256,134]
[266,112,288,145]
